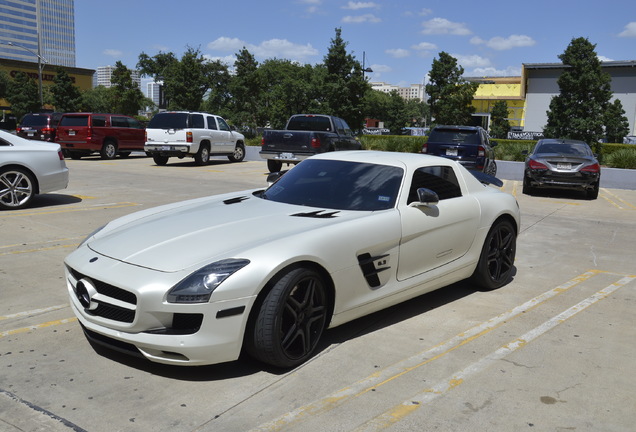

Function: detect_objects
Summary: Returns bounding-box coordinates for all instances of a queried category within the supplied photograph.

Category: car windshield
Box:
[429,129,480,144]
[536,142,592,156]
[261,159,403,211]
[147,113,189,129]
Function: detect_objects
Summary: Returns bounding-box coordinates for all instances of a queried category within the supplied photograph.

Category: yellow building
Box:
[0,58,94,113]
[469,76,524,129]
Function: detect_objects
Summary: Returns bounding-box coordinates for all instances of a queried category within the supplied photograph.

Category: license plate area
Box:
[446,148,458,157]
[279,152,295,160]
[557,163,572,170]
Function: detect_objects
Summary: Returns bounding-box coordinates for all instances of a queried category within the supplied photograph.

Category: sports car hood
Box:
[86,192,359,272]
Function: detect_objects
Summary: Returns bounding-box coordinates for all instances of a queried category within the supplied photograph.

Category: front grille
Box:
[68,265,137,323]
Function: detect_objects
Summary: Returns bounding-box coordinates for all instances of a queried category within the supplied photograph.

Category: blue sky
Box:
[75,0,636,87]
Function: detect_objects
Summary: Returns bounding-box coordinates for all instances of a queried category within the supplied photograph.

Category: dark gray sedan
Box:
[522,139,600,200]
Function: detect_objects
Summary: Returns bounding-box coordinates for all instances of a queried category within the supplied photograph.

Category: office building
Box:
[94,65,141,88]
[0,0,76,67]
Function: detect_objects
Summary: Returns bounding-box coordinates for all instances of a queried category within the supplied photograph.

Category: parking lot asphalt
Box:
[1,153,635,432]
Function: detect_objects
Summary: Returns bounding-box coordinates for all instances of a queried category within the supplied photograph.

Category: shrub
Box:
[604,148,636,169]
[359,135,425,153]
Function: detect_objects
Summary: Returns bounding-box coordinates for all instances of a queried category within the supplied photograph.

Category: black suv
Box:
[422,125,498,175]
[16,112,63,142]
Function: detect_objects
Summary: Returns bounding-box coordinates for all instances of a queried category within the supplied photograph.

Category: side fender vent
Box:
[291,210,339,218]
[357,252,391,288]
[224,196,249,205]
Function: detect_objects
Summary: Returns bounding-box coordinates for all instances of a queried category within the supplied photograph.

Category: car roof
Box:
[311,150,458,170]
[537,138,587,146]
[432,125,483,131]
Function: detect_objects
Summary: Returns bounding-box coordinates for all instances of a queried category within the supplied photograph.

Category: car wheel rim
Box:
[234,147,244,159]
[0,171,33,208]
[485,224,515,284]
[106,144,116,158]
[279,276,327,360]
[202,148,209,162]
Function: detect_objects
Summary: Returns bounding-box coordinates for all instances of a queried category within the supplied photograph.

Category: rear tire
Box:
[247,267,328,368]
[152,155,169,166]
[194,144,210,165]
[100,140,117,160]
[586,182,599,200]
[471,219,516,290]
[267,159,283,173]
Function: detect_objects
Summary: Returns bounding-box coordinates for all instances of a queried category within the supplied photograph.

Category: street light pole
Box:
[6,41,48,108]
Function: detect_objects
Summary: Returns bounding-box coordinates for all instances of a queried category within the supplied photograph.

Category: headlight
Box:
[166,259,250,303]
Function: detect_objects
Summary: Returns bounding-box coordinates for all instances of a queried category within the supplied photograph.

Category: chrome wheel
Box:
[228,144,245,162]
[0,168,35,210]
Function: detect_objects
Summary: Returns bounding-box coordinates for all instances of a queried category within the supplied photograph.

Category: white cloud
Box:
[342,1,379,10]
[342,13,381,23]
[618,22,636,37]
[386,48,410,58]
[452,54,492,69]
[419,8,432,16]
[467,65,522,77]
[103,49,123,57]
[421,18,471,35]
[471,34,536,50]
[207,37,318,60]
[598,55,614,62]
[412,42,437,51]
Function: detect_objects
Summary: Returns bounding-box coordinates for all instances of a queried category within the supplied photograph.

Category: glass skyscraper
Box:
[0,0,75,67]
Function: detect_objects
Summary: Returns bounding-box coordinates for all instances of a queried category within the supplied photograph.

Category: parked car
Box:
[422,125,498,175]
[144,111,245,166]
[55,113,146,160]
[260,114,361,172]
[64,151,519,368]
[624,136,636,145]
[522,139,601,200]
[0,130,69,210]
[16,112,63,142]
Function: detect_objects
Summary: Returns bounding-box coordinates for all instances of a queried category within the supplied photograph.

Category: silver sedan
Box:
[0,130,69,210]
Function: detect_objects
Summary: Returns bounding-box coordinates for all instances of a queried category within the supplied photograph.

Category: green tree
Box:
[0,70,10,100]
[50,68,82,112]
[322,28,370,129]
[425,52,478,125]
[489,100,510,139]
[404,99,429,127]
[228,48,261,127]
[138,47,229,111]
[7,72,40,119]
[110,61,145,116]
[543,37,612,152]
[80,86,113,113]
[604,99,630,143]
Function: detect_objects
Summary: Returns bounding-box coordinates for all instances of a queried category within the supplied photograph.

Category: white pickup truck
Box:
[145,111,245,166]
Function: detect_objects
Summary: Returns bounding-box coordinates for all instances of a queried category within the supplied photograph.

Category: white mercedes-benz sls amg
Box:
[65,151,520,368]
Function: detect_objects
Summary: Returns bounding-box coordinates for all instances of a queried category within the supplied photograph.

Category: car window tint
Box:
[407,166,462,203]
[60,116,88,127]
[429,129,479,145]
[20,115,48,127]
[147,113,188,129]
[191,114,204,129]
[0,137,11,146]
[287,116,332,132]
[262,159,403,211]
[92,116,107,127]
[111,117,129,127]
[207,116,218,130]
[334,118,346,135]
[127,118,142,129]
[217,118,230,132]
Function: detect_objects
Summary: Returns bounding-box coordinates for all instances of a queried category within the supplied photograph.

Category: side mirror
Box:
[266,170,288,185]
[409,188,439,207]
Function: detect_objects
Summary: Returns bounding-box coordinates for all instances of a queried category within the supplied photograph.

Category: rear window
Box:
[147,113,189,129]
[20,115,49,127]
[429,129,480,145]
[60,115,89,127]
[287,116,332,132]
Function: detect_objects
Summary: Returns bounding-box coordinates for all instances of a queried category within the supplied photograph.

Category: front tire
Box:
[0,167,36,210]
[247,267,328,368]
[471,219,516,290]
[228,143,245,162]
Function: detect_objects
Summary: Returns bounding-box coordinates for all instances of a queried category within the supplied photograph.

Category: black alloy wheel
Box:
[248,267,328,368]
[471,219,516,290]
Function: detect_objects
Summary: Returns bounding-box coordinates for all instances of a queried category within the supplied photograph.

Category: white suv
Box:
[145,111,245,166]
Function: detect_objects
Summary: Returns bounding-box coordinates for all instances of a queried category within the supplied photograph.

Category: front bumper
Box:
[65,251,255,366]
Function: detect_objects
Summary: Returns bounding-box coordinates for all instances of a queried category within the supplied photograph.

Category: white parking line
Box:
[353,275,636,431]
[249,270,606,432]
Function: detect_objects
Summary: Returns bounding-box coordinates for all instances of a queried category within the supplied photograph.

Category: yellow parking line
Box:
[0,317,77,338]
[602,189,635,210]
[0,202,140,218]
